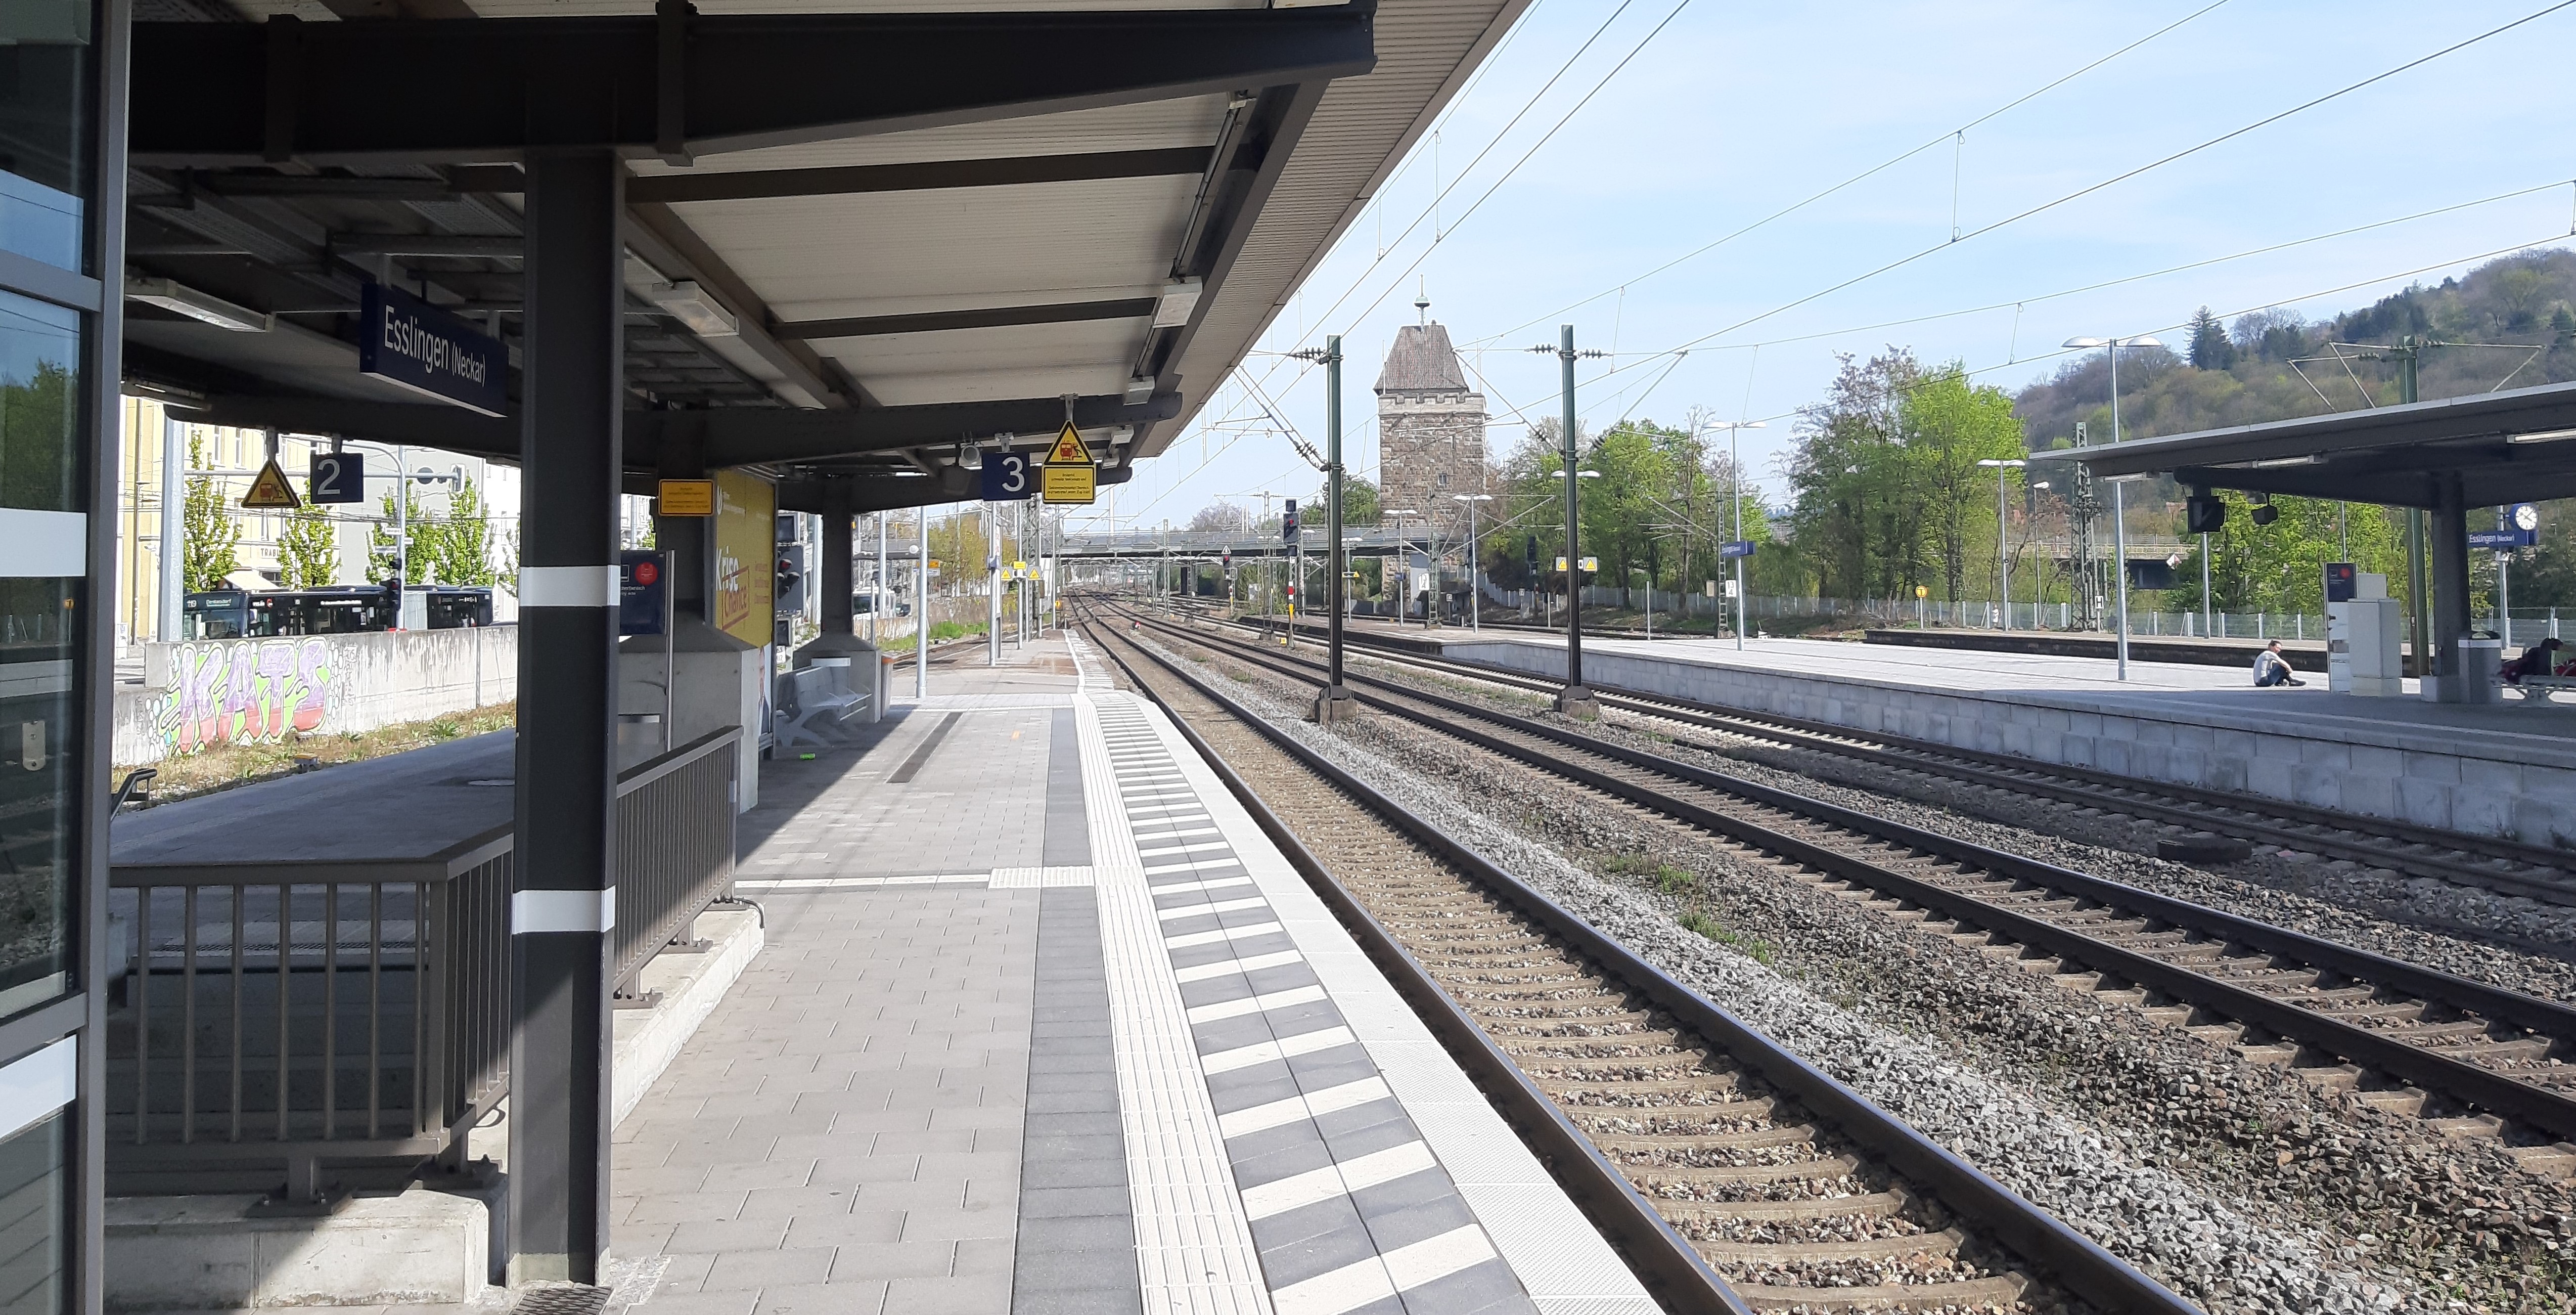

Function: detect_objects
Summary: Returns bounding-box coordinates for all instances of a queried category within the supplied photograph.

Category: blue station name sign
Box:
[359,283,506,416]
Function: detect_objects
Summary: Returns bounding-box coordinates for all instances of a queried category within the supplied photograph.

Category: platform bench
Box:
[2504,675,2576,704]
[776,665,868,748]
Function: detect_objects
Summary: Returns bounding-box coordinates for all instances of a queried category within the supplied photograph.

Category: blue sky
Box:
[1079,0,2576,530]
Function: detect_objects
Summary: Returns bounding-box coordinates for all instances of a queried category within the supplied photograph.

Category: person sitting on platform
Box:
[2253,640,2304,687]
[2503,636,2563,684]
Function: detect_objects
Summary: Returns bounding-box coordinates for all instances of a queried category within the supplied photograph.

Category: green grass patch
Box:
[1677,906,1776,964]
[1603,853,1699,895]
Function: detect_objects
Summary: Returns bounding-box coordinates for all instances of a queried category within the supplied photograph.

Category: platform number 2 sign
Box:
[980,450,1034,502]
[307,451,366,504]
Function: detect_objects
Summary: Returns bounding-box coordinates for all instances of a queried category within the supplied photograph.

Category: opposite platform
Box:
[611,633,1651,1315]
[1441,630,2576,845]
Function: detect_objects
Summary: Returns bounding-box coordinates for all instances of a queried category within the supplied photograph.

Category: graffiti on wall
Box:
[155,639,337,754]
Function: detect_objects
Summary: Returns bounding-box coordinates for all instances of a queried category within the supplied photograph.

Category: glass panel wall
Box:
[0,2,96,274]
[0,0,101,1310]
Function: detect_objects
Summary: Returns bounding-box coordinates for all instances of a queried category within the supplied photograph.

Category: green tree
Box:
[429,476,498,587]
[1309,475,1379,528]
[370,481,431,583]
[2174,492,2405,615]
[1901,367,2027,601]
[1786,349,1929,599]
[2186,306,2235,371]
[182,433,242,593]
[275,489,340,589]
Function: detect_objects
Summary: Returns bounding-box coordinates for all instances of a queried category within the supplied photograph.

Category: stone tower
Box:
[1374,320,1488,544]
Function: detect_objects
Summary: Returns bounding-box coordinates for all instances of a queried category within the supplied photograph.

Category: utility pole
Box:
[2399,336,2432,681]
[1315,336,1352,718]
[1536,325,1602,718]
[916,504,930,699]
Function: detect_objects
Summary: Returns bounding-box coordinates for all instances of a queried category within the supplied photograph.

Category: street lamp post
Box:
[1703,421,1766,651]
[2063,336,2164,680]
[1450,494,1494,630]
[1977,458,2025,630]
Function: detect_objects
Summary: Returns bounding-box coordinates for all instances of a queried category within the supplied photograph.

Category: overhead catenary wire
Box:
[1536,176,2575,394]
[1624,0,2576,366]
[1473,0,2239,347]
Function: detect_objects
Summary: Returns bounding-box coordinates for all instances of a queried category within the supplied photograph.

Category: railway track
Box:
[1075,610,2195,1314]
[1118,605,2576,1178]
[1209,606,2576,909]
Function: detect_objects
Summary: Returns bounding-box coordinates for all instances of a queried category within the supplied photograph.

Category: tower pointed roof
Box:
[1375,322,1470,395]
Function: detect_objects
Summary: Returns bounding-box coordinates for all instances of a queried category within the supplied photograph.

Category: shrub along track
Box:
[1075,610,2199,1315]
[1122,604,2576,1180]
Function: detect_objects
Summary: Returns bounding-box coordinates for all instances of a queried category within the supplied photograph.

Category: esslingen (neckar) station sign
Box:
[358,283,507,417]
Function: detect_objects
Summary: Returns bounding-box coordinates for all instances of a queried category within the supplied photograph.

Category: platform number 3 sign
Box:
[307,451,366,504]
[980,450,1033,502]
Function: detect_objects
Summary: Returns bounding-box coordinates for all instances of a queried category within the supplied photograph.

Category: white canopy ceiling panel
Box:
[819,321,1141,406]
[630,98,1232,176]
[676,177,1192,313]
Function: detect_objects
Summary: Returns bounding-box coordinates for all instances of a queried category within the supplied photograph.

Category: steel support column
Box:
[509,149,624,1287]
[820,477,854,637]
[2429,471,2472,703]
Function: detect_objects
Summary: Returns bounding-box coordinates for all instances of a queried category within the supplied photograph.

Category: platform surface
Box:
[1444,629,2576,756]
[618,632,1650,1315]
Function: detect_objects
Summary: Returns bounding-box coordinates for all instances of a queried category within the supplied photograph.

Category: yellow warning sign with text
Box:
[1046,422,1094,467]
[658,478,715,516]
[242,458,301,510]
[1042,463,1096,504]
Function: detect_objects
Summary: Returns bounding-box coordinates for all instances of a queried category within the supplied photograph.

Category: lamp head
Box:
[2062,337,2106,349]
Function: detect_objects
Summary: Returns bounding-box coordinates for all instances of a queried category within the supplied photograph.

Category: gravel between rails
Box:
[1134,630,2576,1315]
[1344,644,2576,998]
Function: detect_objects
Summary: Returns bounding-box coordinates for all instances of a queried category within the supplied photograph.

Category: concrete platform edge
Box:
[1120,692,1656,1312]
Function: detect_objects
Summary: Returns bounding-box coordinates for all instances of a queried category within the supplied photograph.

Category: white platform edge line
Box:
[1125,694,1656,1309]
[1075,692,1277,1315]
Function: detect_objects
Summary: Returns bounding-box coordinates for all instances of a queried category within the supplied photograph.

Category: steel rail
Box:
[1080,609,2203,1315]
[1236,609,2576,906]
[1131,607,2576,1144]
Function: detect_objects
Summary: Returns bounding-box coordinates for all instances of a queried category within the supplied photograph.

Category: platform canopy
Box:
[2030,378,2576,508]
[119,0,1526,511]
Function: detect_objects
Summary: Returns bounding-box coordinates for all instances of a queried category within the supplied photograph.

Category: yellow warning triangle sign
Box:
[242,458,302,510]
[1045,421,1094,466]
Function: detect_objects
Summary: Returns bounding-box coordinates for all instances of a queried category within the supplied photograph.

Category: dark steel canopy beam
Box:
[620,202,859,408]
[775,298,1154,341]
[131,9,1377,163]
[627,147,1213,204]
[187,389,1182,467]
[773,462,1134,515]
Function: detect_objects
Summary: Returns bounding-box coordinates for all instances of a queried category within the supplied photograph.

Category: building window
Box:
[0,4,94,274]
[0,292,82,515]
[1435,472,1449,488]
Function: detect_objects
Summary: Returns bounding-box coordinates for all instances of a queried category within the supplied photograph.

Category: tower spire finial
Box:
[1415,278,1430,325]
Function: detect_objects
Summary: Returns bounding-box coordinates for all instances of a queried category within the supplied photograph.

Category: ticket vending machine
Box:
[2326,563,2402,696]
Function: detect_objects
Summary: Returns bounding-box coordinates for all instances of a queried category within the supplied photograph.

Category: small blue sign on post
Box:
[1719,540,1756,559]
[2469,530,2536,549]
[358,283,507,416]
[620,551,667,637]
[980,451,1034,501]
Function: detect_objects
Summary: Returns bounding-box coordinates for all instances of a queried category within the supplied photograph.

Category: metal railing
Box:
[106,727,741,1198]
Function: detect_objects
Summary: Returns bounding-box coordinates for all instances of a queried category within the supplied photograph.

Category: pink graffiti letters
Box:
[155,638,335,754]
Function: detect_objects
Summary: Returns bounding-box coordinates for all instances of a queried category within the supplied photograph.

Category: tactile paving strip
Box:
[1082,691,1535,1315]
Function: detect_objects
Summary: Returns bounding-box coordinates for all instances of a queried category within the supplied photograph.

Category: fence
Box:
[1475,582,2370,641]
[105,727,741,1199]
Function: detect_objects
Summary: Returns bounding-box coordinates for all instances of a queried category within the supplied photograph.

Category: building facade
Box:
[1373,322,1488,545]
[109,399,524,645]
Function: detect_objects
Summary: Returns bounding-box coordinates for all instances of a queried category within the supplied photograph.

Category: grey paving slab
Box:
[1011,888,1140,1315]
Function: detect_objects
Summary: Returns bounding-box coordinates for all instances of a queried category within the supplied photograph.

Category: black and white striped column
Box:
[508,149,624,1288]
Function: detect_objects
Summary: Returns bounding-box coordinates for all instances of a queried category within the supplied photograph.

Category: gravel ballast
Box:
[1132,628,2576,1315]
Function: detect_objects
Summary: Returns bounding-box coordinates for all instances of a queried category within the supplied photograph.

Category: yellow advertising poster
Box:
[712,469,775,647]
